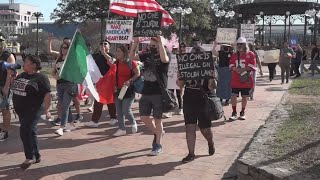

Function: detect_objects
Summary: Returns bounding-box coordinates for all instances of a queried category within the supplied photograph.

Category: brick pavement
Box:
[0,67,291,180]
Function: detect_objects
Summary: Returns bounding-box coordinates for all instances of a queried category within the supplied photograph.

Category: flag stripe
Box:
[110,0,175,26]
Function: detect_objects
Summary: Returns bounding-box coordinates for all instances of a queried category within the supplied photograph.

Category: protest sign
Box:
[167,54,180,89]
[185,47,192,53]
[216,28,237,44]
[256,50,265,62]
[201,44,213,51]
[241,24,255,43]
[263,49,280,63]
[133,12,162,37]
[177,52,215,80]
[106,20,133,44]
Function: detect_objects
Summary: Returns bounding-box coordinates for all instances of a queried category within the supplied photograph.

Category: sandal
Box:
[20,159,36,170]
[209,144,215,156]
[182,154,195,163]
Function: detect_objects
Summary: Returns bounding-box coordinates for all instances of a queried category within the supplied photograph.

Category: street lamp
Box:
[210,1,235,27]
[170,7,192,43]
[305,8,320,43]
[32,12,43,56]
[284,11,290,41]
[260,11,265,45]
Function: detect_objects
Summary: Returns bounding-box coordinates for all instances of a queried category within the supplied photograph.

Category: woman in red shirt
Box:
[113,46,141,136]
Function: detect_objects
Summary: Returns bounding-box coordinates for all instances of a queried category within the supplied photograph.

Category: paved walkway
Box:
[0,67,291,180]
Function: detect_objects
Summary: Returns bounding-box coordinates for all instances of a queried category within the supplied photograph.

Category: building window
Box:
[24,16,26,21]
[28,17,29,21]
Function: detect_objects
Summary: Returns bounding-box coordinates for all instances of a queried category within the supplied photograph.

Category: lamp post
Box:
[284,11,290,41]
[260,11,265,45]
[33,12,43,56]
[305,8,320,43]
[170,7,192,44]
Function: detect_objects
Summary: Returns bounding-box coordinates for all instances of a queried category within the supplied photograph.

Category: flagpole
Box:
[59,29,79,77]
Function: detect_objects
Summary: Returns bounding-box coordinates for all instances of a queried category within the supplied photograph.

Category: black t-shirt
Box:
[218,50,232,67]
[55,58,71,84]
[92,52,114,76]
[184,79,213,105]
[311,47,319,60]
[139,52,169,95]
[12,72,51,113]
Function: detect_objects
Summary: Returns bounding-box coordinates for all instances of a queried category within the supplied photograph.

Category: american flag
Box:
[110,0,175,27]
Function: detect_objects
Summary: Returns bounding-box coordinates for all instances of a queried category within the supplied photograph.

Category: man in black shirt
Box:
[310,43,320,76]
[0,39,16,141]
[84,40,117,128]
[129,36,169,156]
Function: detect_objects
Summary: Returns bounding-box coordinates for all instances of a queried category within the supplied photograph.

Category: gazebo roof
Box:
[234,0,320,16]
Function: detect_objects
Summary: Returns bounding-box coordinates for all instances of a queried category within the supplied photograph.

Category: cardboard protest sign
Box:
[106,20,133,44]
[263,49,280,63]
[167,54,180,89]
[241,24,255,43]
[216,28,237,44]
[133,12,162,37]
[256,50,264,62]
[177,52,215,80]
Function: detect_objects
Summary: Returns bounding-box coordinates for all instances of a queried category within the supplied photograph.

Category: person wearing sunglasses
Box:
[229,37,256,121]
[129,36,169,156]
[51,43,78,136]
[85,40,117,128]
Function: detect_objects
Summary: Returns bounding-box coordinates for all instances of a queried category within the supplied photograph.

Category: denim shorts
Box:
[139,94,163,119]
[0,88,12,110]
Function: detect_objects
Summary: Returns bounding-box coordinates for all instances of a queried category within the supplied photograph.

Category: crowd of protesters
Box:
[0,32,319,170]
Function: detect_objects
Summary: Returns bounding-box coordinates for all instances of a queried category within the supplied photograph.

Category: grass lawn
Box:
[288,77,320,96]
[269,77,320,177]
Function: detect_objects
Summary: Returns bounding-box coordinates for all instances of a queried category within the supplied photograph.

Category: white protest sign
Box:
[167,54,179,89]
[241,24,255,43]
[216,28,238,44]
[185,47,192,53]
[256,50,265,62]
[263,50,280,63]
[201,44,214,51]
[106,20,133,44]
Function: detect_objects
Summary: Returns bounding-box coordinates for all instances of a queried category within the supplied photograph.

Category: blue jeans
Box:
[57,82,76,126]
[18,106,42,160]
[115,96,136,130]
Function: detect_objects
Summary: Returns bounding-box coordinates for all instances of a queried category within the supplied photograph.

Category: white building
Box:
[0,3,38,36]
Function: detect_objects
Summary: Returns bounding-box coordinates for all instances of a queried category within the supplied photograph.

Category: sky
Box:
[0,0,60,21]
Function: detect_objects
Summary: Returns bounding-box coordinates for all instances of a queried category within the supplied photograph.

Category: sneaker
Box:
[113,129,127,137]
[178,109,183,115]
[182,154,195,163]
[229,112,237,121]
[55,128,64,136]
[64,124,76,132]
[224,101,230,106]
[152,131,165,148]
[239,111,246,120]
[85,121,99,128]
[74,114,83,123]
[51,118,61,126]
[0,131,8,141]
[109,118,118,126]
[149,144,163,156]
[131,123,138,134]
[162,112,173,118]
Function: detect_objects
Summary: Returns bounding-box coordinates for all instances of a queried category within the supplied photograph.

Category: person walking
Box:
[300,45,308,74]
[0,39,16,141]
[279,41,295,84]
[248,43,263,100]
[266,42,278,82]
[11,55,51,169]
[212,43,233,106]
[229,37,256,121]
[129,36,169,156]
[293,44,303,78]
[310,42,320,76]
[176,75,216,163]
[52,43,77,136]
[85,40,117,128]
[113,45,140,136]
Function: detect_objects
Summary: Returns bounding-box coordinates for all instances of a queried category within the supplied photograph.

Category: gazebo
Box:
[234,0,320,45]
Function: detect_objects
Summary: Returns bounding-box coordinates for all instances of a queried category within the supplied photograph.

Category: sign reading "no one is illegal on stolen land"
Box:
[133,12,162,37]
[177,52,215,80]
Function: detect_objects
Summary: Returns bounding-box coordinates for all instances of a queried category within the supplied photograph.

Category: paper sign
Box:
[177,52,215,80]
[133,12,162,37]
[106,20,133,44]
[241,24,255,43]
[256,50,265,62]
[167,54,180,89]
[263,50,280,63]
[216,28,238,44]
[201,44,214,51]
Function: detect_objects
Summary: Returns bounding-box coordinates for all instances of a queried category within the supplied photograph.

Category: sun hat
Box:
[236,37,247,44]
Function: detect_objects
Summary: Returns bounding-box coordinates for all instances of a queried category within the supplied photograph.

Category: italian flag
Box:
[59,30,104,103]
